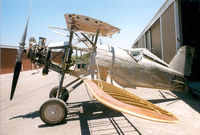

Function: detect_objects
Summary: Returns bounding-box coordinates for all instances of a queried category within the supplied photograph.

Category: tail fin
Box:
[169,46,195,77]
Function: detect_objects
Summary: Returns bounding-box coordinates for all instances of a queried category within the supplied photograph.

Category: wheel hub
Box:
[43,103,64,123]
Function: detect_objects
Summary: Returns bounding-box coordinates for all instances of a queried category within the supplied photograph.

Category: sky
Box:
[1,0,165,50]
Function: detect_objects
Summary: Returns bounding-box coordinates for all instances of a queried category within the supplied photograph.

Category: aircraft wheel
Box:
[39,98,68,125]
[49,86,69,102]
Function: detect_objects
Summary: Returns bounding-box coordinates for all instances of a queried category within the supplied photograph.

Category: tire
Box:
[39,98,68,125]
[49,86,69,102]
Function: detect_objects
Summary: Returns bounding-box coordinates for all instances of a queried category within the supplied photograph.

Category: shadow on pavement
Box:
[172,91,200,113]
[38,120,67,128]
[9,101,142,134]
[148,90,200,113]
[66,101,142,135]
[9,111,39,120]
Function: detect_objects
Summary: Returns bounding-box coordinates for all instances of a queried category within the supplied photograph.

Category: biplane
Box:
[10,13,194,125]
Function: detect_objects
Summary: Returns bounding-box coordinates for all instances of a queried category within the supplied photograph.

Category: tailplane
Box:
[169,46,195,77]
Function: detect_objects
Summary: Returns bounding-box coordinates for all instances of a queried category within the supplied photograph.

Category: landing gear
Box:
[49,86,69,102]
[39,98,68,125]
[39,78,83,125]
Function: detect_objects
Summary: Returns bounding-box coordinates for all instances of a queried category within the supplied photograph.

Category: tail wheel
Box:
[39,98,67,125]
[49,86,69,102]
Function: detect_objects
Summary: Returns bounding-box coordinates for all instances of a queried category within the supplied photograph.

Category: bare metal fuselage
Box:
[83,45,184,91]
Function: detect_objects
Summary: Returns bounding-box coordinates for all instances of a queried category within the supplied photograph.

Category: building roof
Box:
[0,45,29,49]
[0,45,19,49]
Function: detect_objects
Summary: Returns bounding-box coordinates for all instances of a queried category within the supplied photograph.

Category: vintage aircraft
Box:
[10,13,194,125]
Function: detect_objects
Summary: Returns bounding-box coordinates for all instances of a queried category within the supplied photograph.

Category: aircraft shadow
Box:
[9,101,142,135]
[9,111,39,120]
[148,90,200,113]
[172,91,200,113]
[66,101,142,135]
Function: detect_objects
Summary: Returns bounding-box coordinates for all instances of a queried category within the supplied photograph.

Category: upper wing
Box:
[64,14,120,37]
[83,79,178,123]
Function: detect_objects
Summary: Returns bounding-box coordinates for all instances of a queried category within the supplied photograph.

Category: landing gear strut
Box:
[39,30,73,125]
[39,78,83,125]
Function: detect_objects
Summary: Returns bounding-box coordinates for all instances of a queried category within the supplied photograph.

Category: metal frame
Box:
[44,22,100,99]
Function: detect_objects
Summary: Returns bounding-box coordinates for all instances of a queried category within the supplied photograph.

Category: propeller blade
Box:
[10,61,22,100]
[20,0,32,46]
[20,16,30,45]
[10,1,32,100]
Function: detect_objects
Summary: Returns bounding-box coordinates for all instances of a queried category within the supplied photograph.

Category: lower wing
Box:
[83,78,178,123]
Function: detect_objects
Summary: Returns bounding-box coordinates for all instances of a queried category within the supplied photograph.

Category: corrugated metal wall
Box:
[161,3,176,63]
[135,42,138,48]
[151,20,162,59]
[132,1,180,63]
[138,37,144,48]
[146,30,151,51]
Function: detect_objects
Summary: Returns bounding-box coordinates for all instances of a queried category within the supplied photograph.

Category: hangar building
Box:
[133,0,200,81]
[0,45,33,74]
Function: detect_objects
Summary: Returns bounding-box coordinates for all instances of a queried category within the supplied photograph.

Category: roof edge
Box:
[0,45,19,49]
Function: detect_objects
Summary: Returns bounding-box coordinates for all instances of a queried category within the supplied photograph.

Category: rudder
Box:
[169,46,195,77]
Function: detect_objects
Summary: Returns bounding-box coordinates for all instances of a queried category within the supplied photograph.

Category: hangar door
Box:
[151,20,162,59]
[161,3,176,63]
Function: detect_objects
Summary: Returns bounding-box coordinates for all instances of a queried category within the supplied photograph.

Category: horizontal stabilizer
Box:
[84,79,178,123]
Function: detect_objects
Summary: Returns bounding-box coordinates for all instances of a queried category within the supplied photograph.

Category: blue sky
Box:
[1,0,165,49]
